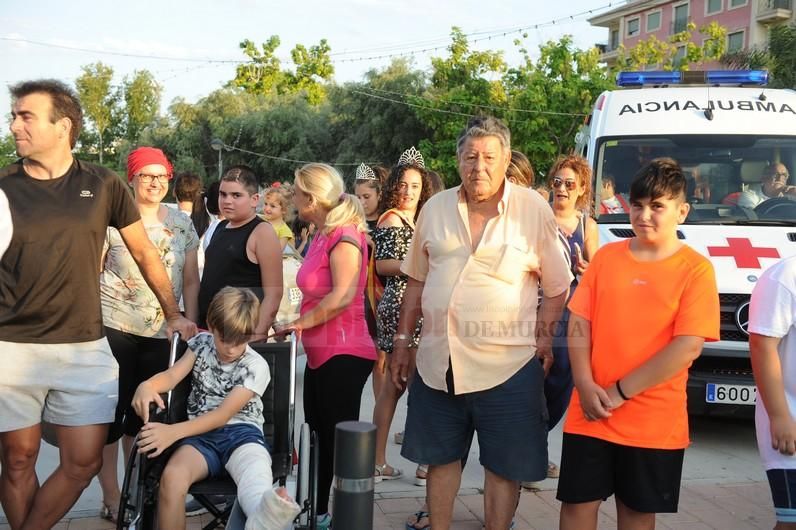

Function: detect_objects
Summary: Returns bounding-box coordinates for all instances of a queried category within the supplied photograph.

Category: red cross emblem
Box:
[707,238,780,269]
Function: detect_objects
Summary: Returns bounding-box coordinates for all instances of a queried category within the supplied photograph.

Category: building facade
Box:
[590,0,794,66]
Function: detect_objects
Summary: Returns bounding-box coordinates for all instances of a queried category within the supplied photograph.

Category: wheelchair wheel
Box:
[117,437,157,529]
[294,423,318,530]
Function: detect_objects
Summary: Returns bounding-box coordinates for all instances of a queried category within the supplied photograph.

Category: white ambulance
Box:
[576,70,796,416]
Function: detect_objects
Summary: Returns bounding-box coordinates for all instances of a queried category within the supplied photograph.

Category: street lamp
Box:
[210,138,225,180]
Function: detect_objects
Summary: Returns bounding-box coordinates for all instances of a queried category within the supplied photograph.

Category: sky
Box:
[0,0,611,128]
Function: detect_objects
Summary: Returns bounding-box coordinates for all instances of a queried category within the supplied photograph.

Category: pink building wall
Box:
[618,0,752,50]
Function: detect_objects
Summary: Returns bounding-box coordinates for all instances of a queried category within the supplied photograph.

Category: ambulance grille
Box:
[608,229,685,239]
[719,293,750,343]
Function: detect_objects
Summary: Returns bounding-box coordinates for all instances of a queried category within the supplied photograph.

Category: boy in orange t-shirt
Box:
[557,158,720,530]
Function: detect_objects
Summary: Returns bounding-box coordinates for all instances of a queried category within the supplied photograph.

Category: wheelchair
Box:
[116,332,318,530]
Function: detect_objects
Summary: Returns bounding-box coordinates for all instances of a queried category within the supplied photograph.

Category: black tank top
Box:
[198,216,263,328]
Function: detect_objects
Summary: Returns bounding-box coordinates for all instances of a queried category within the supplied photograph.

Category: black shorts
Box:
[556,433,685,513]
[105,327,172,441]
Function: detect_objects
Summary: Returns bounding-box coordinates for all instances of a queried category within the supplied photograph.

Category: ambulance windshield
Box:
[595,136,796,225]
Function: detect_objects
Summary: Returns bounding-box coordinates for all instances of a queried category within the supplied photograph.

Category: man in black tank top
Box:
[0,80,197,529]
[198,166,283,340]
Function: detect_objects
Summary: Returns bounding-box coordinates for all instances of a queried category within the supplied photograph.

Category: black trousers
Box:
[303,354,374,515]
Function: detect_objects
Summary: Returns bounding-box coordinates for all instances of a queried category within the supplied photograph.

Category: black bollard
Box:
[332,421,376,529]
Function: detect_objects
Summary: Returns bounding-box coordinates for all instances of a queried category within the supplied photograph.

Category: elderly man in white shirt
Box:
[738,162,794,209]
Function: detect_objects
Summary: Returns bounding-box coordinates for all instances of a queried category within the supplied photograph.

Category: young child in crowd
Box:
[131,286,300,530]
[262,187,295,251]
[557,158,720,530]
[750,254,796,529]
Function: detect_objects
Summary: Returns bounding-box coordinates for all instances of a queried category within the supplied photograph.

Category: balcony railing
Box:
[758,0,793,22]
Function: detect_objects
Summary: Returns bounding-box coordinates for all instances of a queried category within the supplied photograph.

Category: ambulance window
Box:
[594,136,796,225]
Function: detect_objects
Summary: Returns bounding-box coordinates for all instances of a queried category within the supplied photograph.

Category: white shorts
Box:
[0,338,119,432]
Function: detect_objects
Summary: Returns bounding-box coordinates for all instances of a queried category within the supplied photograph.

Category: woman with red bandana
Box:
[95,147,200,522]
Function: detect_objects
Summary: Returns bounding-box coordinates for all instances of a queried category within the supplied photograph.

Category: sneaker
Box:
[316,512,332,529]
[185,494,229,516]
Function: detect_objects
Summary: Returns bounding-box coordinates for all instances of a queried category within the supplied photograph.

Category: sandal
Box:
[375,463,403,483]
[414,464,428,487]
[100,501,119,524]
[406,509,431,530]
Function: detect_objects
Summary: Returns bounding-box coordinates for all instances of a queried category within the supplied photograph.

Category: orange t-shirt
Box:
[564,239,720,449]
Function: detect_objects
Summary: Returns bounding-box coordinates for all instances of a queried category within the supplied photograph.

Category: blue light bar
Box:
[616,70,768,87]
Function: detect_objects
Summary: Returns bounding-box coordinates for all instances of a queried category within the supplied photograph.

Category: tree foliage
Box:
[722,23,796,89]
[122,70,162,142]
[233,36,334,104]
[75,62,120,164]
[616,21,727,71]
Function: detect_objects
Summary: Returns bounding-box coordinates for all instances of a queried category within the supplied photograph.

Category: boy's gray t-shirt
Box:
[186,332,270,428]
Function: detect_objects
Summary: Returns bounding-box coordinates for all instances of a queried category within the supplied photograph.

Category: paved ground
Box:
[1,356,776,529]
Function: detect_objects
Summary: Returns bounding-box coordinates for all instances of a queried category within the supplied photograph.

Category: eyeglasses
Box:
[551,177,578,191]
[136,174,171,184]
[771,172,790,182]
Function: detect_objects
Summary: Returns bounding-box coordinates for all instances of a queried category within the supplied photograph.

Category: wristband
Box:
[616,379,630,401]
[393,333,411,343]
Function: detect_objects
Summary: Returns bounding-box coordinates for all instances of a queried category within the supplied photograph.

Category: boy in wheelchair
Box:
[131,286,300,530]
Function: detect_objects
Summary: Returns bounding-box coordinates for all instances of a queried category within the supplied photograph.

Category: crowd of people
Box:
[1,78,796,530]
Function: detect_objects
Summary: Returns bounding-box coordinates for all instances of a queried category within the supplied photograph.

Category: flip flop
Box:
[406,509,431,530]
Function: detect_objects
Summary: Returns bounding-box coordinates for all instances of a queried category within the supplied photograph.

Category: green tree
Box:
[328,59,431,179]
[616,21,727,71]
[233,36,334,104]
[122,70,162,142]
[75,62,120,164]
[0,133,17,167]
[416,27,508,183]
[506,35,613,177]
[722,23,796,89]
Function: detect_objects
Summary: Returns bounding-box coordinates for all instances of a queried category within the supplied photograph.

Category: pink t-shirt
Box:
[296,225,377,369]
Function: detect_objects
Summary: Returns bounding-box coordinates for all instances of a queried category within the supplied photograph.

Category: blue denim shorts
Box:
[401,359,549,482]
[179,423,268,477]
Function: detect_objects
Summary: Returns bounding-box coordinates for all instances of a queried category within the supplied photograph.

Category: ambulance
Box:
[576,70,796,416]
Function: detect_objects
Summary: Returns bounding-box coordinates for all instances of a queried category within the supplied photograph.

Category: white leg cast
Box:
[225,443,300,530]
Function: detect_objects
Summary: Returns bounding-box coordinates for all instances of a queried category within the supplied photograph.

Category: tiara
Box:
[355,163,377,181]
[397,146,425,169]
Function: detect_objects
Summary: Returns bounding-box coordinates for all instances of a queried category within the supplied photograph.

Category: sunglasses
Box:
[551,177,578,191]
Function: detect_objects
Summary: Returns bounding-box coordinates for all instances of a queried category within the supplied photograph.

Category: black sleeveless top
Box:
[198,216,263,328]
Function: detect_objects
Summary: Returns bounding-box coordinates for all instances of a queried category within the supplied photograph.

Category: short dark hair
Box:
[10,79,83,148]
[630,157,686,202]
[221,165,259,195]
[173,172,203,202]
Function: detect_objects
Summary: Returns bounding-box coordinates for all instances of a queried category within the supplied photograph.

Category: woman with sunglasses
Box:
[543,154,598,477]
[95,147,200,522]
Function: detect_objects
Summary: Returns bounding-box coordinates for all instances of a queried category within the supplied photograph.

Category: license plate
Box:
[705,383,757,405]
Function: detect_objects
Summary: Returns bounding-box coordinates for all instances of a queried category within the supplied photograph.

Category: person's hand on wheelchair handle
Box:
[132,381,165,424]
[137,422,178,458]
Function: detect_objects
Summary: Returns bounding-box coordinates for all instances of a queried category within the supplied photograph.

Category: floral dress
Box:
[100,207,199,338]
[374,209,423,353]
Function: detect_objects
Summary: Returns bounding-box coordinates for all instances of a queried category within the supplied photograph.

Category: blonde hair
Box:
[206,287,260,345]
[294,163,367,234]
[264,187,291,215]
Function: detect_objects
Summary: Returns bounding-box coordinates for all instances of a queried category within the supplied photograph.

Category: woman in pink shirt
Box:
[282,163,377,529]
